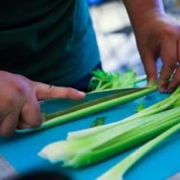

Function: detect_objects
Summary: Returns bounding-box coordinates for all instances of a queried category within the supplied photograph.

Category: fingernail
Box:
[159,87,167,93]
[77,90,86,97]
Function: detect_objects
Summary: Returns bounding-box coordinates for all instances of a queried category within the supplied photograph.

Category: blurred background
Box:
[87,0,180,77]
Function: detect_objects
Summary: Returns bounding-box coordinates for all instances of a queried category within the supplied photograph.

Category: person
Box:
[0,0,180,137]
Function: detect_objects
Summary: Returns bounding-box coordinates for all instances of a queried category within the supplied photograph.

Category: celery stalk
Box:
[96,122,180,180]
[38,106,180,167]
[61,109,180,167]
[67,87,180,140]
[39,86,156,131]
[38,86,180,168]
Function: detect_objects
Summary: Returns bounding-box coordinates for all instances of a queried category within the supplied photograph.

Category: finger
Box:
[159,64,175,92]
[33,82,86,100]
[166,40,180,91]
[17,119,32,129]
[0,111,19,137]
[20,96,42,128]
[167,65,180,92]
[177,39,180,63]
[141,50,157,82]
[159,40,177,92]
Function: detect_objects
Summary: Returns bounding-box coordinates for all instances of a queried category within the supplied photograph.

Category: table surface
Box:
[0,91,180,180]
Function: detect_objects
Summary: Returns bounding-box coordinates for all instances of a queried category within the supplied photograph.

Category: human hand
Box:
[0,71,85,137]
[133,11,180,92]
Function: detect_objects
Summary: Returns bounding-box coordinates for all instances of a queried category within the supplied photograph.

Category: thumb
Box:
[32,81,86,100]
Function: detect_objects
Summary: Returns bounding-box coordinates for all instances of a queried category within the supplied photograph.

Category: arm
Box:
[123,0,180,92]
[123,0,165,28]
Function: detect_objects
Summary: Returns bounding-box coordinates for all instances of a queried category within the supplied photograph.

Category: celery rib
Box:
[39,87,156,131]
[67,90,180,140]
[62,109,180,167]
[96,122,180,180]
[39,106,180,168]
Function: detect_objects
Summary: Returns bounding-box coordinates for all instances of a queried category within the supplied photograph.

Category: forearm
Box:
[123,0,165,31]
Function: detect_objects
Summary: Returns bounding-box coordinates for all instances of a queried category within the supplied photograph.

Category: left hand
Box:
[133,10,180,92]
[0,71,86,137]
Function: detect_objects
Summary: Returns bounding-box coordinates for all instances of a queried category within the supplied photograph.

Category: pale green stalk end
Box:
[96,123,180,180]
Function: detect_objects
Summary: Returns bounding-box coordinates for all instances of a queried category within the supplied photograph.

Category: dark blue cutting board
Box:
[0,91,180,180]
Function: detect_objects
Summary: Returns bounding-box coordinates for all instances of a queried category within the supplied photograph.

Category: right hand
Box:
[0,71,85,137]
[132,11,180,92]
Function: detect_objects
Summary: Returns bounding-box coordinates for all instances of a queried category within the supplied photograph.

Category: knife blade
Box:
[40,87,149,119]
[40,87,148,114]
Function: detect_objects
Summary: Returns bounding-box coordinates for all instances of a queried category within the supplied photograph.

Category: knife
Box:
[16,87,155,133]
[40,87,148,115]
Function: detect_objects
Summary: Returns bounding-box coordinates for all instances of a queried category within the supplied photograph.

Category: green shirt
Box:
[0,0,100,87]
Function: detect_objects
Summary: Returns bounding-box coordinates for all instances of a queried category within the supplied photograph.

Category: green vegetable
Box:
[35,83,156,131]
[38,86,180,167]
[90,116,106,128]
[88,69,145,91]
[96,122,180,180]
[135,101,145,112]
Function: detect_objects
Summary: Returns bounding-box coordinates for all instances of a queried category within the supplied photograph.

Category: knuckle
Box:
[13,74,31,95]
[13,81,26,95]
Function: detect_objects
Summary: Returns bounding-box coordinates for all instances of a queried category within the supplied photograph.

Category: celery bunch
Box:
[38,86,180,168]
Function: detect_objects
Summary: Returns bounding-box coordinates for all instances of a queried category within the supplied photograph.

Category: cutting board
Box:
[0,91,180,180]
